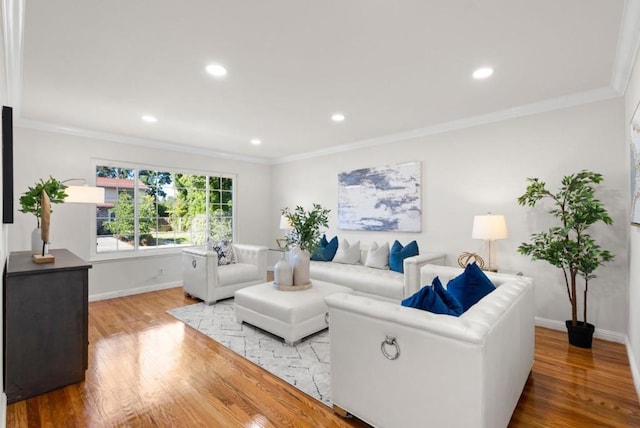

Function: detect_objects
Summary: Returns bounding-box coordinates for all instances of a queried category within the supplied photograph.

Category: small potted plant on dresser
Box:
[517,170,614,348]
[281,203,330,286]
[19,176,67,254]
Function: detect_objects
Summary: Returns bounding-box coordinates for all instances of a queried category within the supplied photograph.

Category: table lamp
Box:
[472,214,508,272]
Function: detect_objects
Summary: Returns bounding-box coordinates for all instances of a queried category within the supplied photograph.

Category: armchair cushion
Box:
[447,262,495,312]
[401,277,463,316]
[311,235,339,261]
[389,240,419,273]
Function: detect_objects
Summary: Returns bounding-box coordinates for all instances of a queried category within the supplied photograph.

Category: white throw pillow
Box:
[365,241,390,270]
[333,239,361,264]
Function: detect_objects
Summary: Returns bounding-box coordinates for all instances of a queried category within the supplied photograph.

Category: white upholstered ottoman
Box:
[234,280,353,345]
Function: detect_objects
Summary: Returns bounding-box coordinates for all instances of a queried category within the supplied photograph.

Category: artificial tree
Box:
[517,170,614,347]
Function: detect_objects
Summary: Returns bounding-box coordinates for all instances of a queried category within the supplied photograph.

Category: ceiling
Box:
[6,0,633,162]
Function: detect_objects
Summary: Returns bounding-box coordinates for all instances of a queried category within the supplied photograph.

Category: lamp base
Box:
[32,254,55,264]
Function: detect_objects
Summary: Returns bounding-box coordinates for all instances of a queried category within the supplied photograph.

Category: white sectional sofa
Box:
[310,249,446,302]
[325,264,535,428]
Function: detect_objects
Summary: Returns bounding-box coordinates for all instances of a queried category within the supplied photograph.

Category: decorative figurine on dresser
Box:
[3,249,91,403]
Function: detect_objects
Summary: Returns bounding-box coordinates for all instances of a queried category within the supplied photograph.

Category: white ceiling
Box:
[6,0,634,162]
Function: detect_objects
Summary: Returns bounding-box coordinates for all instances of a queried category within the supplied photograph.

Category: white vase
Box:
[291,247,311,286]
[274,253,293,286]
[31,227,43,255]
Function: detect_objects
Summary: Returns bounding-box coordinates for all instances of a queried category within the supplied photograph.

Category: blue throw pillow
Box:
[401,277,462,316]
[433,278,463,316]
[447,262,496,312]
[388,240,419,273]
[311,235,339,261]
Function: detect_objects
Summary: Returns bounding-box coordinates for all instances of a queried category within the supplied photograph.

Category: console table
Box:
[3,249,91,403]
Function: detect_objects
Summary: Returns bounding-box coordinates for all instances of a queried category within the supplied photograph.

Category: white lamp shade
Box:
[279,215,293,230]
[65,186,105,204]
[472,214,508,240]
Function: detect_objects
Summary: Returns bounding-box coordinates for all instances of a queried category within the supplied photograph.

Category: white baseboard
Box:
[626,337,640,400]
[534,317,626,344]
[0,392,7,428]
[89,281,181,302]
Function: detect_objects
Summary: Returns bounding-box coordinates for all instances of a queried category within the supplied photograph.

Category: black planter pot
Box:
[565,320,595,348]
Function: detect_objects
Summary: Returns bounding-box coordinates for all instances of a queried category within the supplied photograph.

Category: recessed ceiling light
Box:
[472,67,494,79]
[206,63,228,77]
[251,139,262,145]
[141,115,157,123]
[331,113,345,122]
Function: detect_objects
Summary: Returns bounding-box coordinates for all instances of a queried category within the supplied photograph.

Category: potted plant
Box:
[19,176,67,253]
[281,204,330,286]
[517,170,614,348]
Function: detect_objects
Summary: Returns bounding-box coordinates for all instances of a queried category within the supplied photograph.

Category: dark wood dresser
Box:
[3,249,91,403]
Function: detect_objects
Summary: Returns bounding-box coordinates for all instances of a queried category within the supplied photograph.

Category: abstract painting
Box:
[338,162,421,231]
[632,103,640,225]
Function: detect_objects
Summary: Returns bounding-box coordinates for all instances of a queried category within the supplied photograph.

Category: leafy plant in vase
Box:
[517,170,614,348]
[281,204,330,286]
[19,176,67,255]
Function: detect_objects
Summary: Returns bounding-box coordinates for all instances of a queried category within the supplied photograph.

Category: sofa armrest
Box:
[233,244,268,280]
[403,252,446,297]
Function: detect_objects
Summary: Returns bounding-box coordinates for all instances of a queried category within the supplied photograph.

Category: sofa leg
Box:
[332,404,351,418]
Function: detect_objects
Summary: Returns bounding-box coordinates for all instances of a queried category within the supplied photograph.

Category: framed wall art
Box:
[338,162,421,232]
[631,102,640,225]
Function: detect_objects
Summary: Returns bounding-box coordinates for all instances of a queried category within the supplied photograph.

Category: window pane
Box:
[221,177,232,191]
[95,165,233,253]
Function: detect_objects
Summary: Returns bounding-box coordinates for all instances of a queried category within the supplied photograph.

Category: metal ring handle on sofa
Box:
[324,312,329,325]
[381,336,400,360]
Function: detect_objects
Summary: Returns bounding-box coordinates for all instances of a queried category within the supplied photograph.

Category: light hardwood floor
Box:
[6,287,640,427]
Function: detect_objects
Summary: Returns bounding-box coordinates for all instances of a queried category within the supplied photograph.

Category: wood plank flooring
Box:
[6,287,640,427]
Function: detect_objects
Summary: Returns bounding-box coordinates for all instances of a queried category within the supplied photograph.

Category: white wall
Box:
[272,97,629,336]
[625,40,640,398]
[9,127,272,299]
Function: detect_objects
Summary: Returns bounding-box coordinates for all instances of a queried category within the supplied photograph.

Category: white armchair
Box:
[182,244,268,304]
[325,265,535,428]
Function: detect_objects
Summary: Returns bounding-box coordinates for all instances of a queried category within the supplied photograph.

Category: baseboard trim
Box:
[89,281,181,302]
[534,317,626,344]
[626,336,640,400]
[0,392,7,428]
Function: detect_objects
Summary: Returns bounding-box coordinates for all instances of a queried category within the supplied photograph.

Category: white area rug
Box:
[167,300,331,406]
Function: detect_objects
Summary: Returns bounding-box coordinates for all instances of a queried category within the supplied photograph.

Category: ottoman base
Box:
[234,280,353,345]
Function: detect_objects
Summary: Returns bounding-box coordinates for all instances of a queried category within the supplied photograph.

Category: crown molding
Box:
[274,86,621,164]
[611,0,640,94]
[16,119,272,165]
[1,0,24,110]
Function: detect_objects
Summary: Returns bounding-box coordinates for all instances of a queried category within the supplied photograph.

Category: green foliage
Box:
[104,192,156,244]
[282,204,330,253]
[517,170,614,325]
[19,176,68,227]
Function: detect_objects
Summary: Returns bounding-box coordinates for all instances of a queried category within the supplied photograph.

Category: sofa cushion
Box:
[389,240,419,273]
[364,242,390,270]
[333,239,361,264]
[401,277,463,316]
[311,235,339,261]
[447,262,496,312]
[310,261,404,300]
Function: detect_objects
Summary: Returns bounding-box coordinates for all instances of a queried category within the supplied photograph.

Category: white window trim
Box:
[90,158,237,261]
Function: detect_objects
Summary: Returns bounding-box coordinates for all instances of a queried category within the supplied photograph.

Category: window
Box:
[95,164,234,254]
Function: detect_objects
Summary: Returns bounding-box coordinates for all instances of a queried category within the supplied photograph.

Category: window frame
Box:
[90,159,237,261]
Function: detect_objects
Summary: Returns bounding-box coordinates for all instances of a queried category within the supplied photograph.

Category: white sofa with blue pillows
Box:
[309,238,446,302]
[325,264,535,428]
